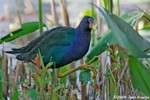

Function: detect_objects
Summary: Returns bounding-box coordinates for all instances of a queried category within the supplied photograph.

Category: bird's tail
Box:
[6,46,36,62]
[16,53,31,62]
[6,49,33,62]
[5,47,25,54]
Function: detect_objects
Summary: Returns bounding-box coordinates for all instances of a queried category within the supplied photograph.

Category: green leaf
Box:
[86,30,117,63]
[36,76,45,87]
[79,70,91,85]
[129,56,150,96]
[38,50,45,69]
[28,89,38,100]
[93,5,150,58]
[121,12,144,26]
[60,65,68,86]
[86,11,144,63]
[51,90,59,100]
[0,22,46,44]
[45,62,53,68]
[12,91,20,100]
[142,22,150,30]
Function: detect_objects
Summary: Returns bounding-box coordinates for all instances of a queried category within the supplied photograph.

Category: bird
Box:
[6,16,95,77]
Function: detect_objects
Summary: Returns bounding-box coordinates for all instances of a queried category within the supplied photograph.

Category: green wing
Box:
[16,27,75,61]
[31,27,75,52]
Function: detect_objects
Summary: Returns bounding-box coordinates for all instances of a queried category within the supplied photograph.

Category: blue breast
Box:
[57,29,91,67]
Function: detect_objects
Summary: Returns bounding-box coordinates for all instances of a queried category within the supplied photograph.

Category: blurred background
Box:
[0,0,150,37]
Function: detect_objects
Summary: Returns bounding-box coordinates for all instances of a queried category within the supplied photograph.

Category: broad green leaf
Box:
[86,30,117,63]
[93,5,150,58]
[79,70,91,85]
[0,22,46,44]
[86,11,144,63]
[121,12,143,26]
[129,56,150,96]
[136,6,150,21]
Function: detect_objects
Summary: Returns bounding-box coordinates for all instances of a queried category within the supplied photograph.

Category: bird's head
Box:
[78,16,94,31]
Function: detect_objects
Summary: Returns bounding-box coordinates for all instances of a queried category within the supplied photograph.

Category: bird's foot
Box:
[87,55,100,64]
[80,64,97,79]
[57,64,97,79]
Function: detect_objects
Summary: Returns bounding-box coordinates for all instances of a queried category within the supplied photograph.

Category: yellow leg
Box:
[57,56,101,79]
[57,64,97,79]
[87,55,100,64]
